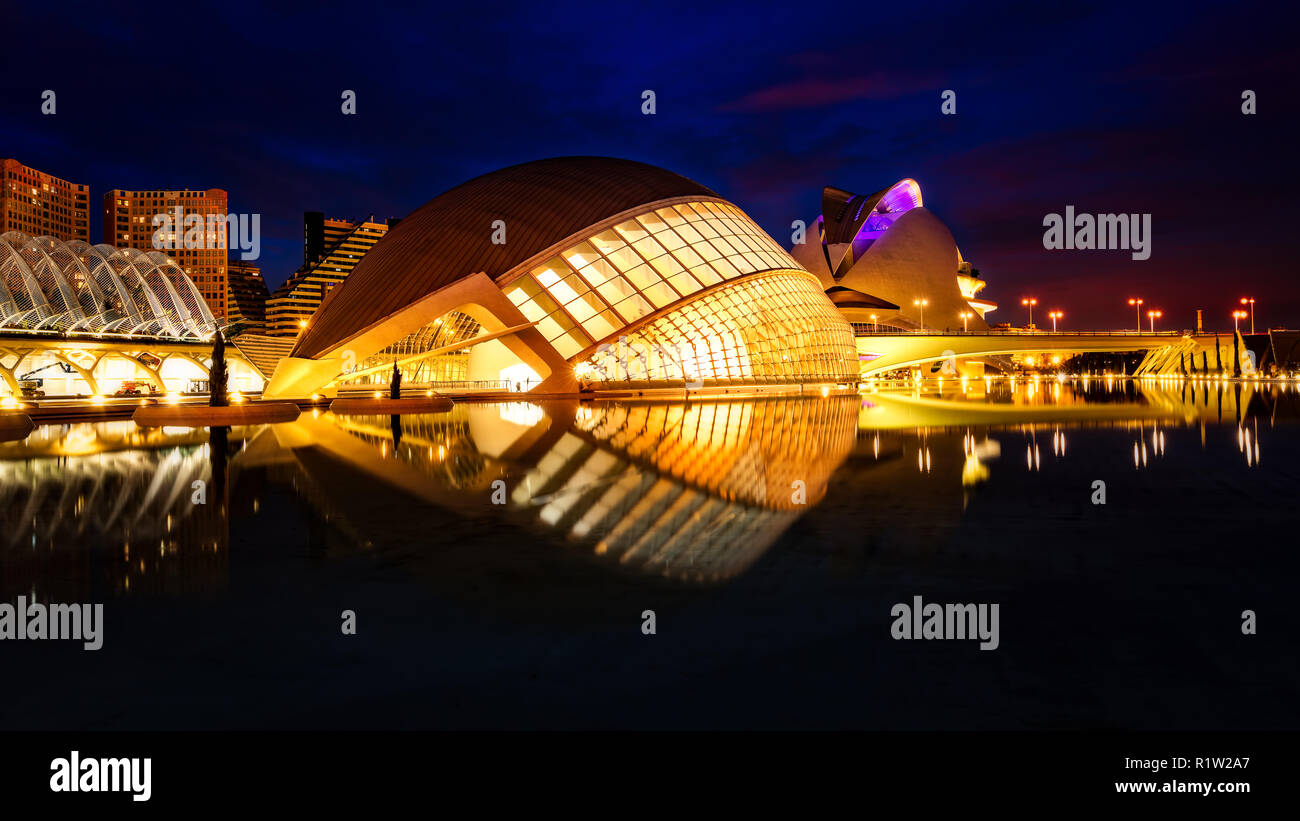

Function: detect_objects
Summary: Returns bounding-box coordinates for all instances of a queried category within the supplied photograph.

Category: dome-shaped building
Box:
[267,157,857,398]
[788,180,996,333]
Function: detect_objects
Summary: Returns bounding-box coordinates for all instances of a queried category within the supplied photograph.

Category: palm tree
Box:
[210,330,228,407]
[390,361,402,399]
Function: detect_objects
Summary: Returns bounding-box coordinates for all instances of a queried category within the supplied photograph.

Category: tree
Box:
[390,361,402,399]
[210,329,228,407]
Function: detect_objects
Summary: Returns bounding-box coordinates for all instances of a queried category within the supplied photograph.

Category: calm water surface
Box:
[2,379,1297,729]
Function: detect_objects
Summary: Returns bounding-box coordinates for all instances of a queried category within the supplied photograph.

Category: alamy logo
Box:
[891,595,999,650]
[588,336,705,389]
[1042,206,1151,260]
[151,208,261,260]
[0,596,103,650]
[50,751,151,802]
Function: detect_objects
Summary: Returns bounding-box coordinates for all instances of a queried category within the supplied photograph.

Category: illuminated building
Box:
[265,157,858,399]
[0,158,90,242]
[226,258,269,334]
[0,232,268,397]
[102,187,231,320]
[789,180,997,332]
[265,214,392,337]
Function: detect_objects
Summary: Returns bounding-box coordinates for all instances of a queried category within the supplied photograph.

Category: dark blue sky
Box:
[3,0,1297,329]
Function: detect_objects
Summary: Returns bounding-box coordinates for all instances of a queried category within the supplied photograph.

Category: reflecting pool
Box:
[2,380,1298,729]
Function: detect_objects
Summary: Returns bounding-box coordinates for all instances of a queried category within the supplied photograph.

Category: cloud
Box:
[719,72,939,113]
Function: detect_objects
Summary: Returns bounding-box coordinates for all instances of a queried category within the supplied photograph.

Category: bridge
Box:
[853,328,1254,378]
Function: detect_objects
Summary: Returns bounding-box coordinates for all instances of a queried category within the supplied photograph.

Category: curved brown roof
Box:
[293,157,718,359]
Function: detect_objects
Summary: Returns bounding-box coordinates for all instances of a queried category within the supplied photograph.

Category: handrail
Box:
[851,326,1185,337]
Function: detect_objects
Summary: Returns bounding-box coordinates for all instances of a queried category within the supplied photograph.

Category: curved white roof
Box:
[0,231,215,338]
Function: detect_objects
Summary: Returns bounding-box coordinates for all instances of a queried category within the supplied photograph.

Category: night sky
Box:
[3,0,1297,330]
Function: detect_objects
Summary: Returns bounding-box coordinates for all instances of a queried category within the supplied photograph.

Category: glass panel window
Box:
[623,263,661,291]
[532,258,569,288]
[613,220,648,244]
[588,230,625,257]
[642,279,678,308]
[649,253,685,278]
[731,254,758,275]
[565,290,604,322]
[674,224,703,245]
[613,293,654,324]
[505,276,540,306]
[577,257,619,287]
[655,228,686,251]
[581,309,620,340]
[667,271,702,297]
[657,207,686,227]
[712,256,740,279]
[546,272,587,305]
[605,244,642,272]
[632,235,666,261]
[637,212,669,233]
[536,315,565,340]
[712,235,744,256]
[597,275,637,304]
[518,291,558,322]
[691,264,723,286]
[673,246,704,269]
[552,329,589,359]
[696,240,723,262]
[563,241,600,269]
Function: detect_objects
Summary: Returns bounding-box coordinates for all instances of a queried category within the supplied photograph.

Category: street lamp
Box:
[869,313,878,332]
[1147,309,1163,333]
[1128,298,1144,332]
[1021,297,1037,329]
[913,299,928,331]
[1233,310,1248,332]
[959,311,971,332]
[1239,297,1256,334]
[1048,310,1063,332]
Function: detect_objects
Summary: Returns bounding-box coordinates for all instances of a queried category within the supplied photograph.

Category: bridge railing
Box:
[850,325,1184,337]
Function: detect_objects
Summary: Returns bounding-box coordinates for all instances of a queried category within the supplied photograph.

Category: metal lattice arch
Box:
[0,231,215,337]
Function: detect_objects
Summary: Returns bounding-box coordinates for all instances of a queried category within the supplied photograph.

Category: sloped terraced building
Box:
[265,215,392,337]
[265,157,858,398]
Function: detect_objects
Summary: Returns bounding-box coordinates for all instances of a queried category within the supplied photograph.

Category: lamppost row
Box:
[1128,297,1260,334]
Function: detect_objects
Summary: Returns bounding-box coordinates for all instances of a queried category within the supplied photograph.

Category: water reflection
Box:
[278,397,858,583]
[1,379,1296,598]
[0,422,254,598]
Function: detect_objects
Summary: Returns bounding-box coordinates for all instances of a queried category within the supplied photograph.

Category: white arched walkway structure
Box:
[0,231,215,336]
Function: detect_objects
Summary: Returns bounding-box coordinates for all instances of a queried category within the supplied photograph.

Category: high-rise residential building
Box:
[0,158,90,242]
[265,213,394,336]
[226,258,269,334]
[303,211,360,266]
[103,187,230,320]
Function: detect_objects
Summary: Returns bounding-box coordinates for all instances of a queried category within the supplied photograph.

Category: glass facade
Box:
[500,199,810,361]
[342,310,481,386]
[578,272,857,384]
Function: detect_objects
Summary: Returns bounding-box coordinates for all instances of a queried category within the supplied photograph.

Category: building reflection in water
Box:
[279,396,859,583]
[0,378,1294,598]
[857,378,1292,491]
[0,422,251,599]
